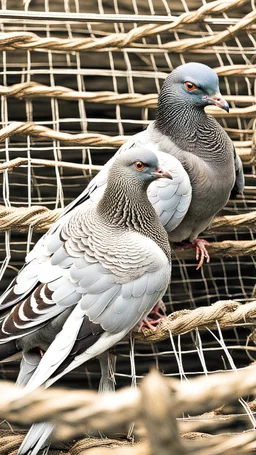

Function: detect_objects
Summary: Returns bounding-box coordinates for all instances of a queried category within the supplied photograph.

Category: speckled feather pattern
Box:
[62,201,171,282]
[0,62,243,455]
[44,63,241,248]
[0,149,172,396]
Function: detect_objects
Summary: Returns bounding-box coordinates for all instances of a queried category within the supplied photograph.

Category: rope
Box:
[0,82,255,103]
[0,122,126,147]
[0,205,62,231]
[0,157,103,173]
[0,430,25,455]
[134,299,256,342]
[0,82,160,106]
[0,204,255,236]
[0,149,253,175]
[173,240,256,260]
[1,366,256,452]
[162,9,256,52]
[0,430,129,455]
[0,122,254,156]
[208,212,256,231]
[0,1,249,53]
[0,82,255,117]
[1,429,256,455]
[214,64,256,77]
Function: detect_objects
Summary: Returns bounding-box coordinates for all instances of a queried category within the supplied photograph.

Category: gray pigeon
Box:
[60,62,243,268]
[0,148,172,455]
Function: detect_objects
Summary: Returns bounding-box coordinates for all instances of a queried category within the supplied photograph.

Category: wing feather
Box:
[24,253,170,393]
[18,214,171,391]
[33,125,191,245]
[231,147,244,198]
[0,140,172,391]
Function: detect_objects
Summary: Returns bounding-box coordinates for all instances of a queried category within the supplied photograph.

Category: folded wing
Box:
[0,203,171,391]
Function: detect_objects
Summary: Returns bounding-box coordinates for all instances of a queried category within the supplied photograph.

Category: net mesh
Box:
[0,0,255,433]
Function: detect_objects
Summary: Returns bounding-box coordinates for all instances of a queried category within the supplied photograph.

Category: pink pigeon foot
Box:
[139,301,167,334]
[148,300,166,318]
[175,239,210,270]
[139,317,160,333]
[192,239,210,270]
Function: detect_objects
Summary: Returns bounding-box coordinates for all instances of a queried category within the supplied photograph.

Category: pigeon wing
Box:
[0,214,69,313]
[231,147,244,198]
[21,204,171,391]
[148,151,192,232]
[1,203,171,387]
[25,246,170,392]
[56,128,150,215]
[61,128,192,234]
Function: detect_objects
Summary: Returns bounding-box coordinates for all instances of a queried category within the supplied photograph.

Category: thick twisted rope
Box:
[1,366,256,443]
[0,123,253,158]
[1,309,256,454]
[162,9,256,52]
[173,240,256,260]
[214,64,256,77]
[0,431,130,455]
[0,82,256,107]
[1,429,256,455]
[208,212,256,232]
[0,122,126,147]
[0,82,160,106]
[135,299,256,342]
[0,204,255,234]
[0,157,103,173]
[0,83,255,117]
[0,205,62,231]
[0,1,249,53]
[120,0,249,47]
[0,206,255,258]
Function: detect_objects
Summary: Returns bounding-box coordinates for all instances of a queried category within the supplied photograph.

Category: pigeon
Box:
[0,148,172,455]
[58,62,243,268]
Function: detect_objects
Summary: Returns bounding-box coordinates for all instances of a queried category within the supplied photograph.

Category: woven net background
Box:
[0,0,256,452]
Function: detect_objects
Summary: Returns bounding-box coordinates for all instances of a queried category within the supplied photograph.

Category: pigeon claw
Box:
[193,239,210,270]
[139,301,167,334]
[174,239,210,269]
[148,300,166,319]
[139,317,159,334]
[39,348,45,358]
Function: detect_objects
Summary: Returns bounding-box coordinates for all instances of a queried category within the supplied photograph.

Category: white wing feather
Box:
[25,252,170,392]
[71,130,192,233]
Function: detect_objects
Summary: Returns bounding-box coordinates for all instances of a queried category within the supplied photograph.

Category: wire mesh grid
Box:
[0,0,255,435]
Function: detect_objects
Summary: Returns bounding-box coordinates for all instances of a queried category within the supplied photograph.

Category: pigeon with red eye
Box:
[56,62,243,269]
[152,62,244,266]
[0,148,172,455]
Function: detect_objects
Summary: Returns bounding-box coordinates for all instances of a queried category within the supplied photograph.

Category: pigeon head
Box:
[159,62,229,113]
[111,148,173,184]
[99,148,173,244]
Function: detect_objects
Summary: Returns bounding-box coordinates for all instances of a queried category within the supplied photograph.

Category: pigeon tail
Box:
[17,422,53,455]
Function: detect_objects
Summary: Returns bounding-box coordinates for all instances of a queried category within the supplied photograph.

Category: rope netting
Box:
[0,0,255,451]
[1,368,256,455]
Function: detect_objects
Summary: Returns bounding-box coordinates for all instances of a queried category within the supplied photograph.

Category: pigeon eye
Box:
[184,81,197,91]
[134,161,145,171]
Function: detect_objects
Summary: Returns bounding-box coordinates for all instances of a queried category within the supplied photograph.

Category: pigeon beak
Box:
[203,93,229,113]
[151,167,173,180]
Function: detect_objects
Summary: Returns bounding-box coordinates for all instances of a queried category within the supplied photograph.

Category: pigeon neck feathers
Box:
[155,89,232,165]
[97,167,171,260]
